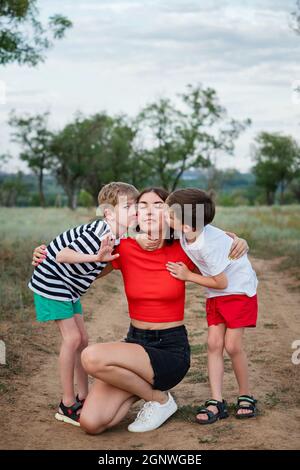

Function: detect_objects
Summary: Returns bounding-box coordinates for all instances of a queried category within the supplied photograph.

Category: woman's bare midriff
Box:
[131,319,184,330]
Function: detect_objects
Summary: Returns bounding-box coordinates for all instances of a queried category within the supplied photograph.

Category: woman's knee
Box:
[80,414,107,435]
[81,344,105,373]
[81,346,94,372]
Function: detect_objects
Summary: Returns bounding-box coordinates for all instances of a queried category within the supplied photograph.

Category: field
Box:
[0,206,300,450]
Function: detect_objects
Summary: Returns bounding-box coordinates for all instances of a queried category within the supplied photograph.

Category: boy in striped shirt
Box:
[28,182,138,426]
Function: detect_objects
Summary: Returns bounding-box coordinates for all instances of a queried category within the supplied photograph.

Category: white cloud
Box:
[0,0,299,173]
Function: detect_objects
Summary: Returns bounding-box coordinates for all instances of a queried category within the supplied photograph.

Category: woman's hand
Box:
[32,244,47,266]
[136,233,161,251]
[226,232,249,260]
[166,262,192,281]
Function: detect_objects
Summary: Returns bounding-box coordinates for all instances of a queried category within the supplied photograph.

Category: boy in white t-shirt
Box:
[165,188,258,424]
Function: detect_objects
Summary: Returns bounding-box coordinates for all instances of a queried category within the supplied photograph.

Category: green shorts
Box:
[33,293,83,322]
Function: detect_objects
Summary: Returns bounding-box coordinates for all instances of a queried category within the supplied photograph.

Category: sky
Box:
[0,0,299,173]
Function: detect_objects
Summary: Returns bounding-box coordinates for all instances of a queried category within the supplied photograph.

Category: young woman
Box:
[32,187,248,434]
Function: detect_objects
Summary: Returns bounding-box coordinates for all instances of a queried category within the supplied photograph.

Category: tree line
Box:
[1,1,299,208]
[1,83,252,209]
[1,81,300,208]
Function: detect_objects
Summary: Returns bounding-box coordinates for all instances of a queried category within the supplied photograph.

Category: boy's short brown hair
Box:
[98,181,139,206]
[97,182,139,214]
[166,188,215,228]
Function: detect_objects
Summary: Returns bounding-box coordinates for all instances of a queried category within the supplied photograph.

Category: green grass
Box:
[264,392,280,408]
[173,404,199,422]
[214,205,300,268]
[263,323,278,329]
[0,208,95,320]
[0,205,299,321]
[198,435,218,444]
[0,207,95,241]
[189,331,204,337]
[190,343,207,355]
[185,370,208,383]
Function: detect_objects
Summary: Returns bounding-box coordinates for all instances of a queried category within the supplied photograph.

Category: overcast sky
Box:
[0,0,299,173]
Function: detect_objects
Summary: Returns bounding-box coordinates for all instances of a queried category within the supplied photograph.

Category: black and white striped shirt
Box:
[29,219,117,302]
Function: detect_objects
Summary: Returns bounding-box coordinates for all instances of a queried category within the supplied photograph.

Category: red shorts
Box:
[206,294,258,329]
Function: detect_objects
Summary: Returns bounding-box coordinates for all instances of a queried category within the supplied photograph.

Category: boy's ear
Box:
[104,207,114,219]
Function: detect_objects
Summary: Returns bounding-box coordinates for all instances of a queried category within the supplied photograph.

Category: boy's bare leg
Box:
[74,314,89,400]
[196,323,226,421]
[56,317,82,407]
[225,327,251,415]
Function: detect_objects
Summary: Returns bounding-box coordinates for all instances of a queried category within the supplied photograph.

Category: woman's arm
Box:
[166,261,228,290]
[226,232,249,259]
[95,262,113,279]
[135,231,249,258]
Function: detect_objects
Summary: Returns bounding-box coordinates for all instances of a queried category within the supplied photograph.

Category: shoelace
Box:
[135,401,155,423]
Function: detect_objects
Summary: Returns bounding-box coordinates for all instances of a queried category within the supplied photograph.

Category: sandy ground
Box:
[1,257,300,450]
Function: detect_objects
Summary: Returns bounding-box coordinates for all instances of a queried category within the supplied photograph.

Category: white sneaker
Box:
[128,392,178,433]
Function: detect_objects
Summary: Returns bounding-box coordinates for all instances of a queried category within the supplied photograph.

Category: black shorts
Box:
[123,324,191,391]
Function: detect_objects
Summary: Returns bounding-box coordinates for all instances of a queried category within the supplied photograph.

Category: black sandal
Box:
[55,400,82,427]
[76,394,86,406]
[195,399,229,425]
[235,395,257,419]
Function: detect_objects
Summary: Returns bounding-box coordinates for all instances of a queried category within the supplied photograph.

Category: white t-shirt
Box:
[180,224,258,299]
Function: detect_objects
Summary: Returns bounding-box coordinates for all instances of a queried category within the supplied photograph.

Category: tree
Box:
[82,114,139,202]
[41,112,149,210]
[50,113,109,210]
[0,0,72,66]
[0,153,9,170]
[80,113,150,202]
[0,171,28,206]
[290,175,300,202]
[135,84,250,191]
[8,111,54,206]
[100,116,137,182]
[291,0,300,34]
[252,132,300,205]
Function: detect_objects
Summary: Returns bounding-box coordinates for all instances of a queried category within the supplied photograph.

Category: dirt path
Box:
[1,257,300,450]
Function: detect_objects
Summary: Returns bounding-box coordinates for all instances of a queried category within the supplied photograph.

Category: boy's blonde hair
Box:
[97,182,139,216]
